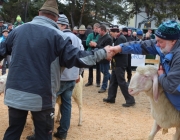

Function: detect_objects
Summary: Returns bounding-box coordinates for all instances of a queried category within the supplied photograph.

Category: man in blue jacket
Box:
[2,0,113,140]
[109,20,180,111]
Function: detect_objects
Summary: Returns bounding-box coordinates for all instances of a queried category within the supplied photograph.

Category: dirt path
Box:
[0,69,176,140]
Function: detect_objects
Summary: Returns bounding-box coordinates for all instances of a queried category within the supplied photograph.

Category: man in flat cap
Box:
[2,0,113,140]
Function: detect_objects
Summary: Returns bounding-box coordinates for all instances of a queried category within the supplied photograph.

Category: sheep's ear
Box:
[152,74,159,102]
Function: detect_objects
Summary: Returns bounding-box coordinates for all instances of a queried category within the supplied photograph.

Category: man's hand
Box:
[104,45,114,61]
[89,41,97,47]
[109,45,122,54]
[158,65,164,76]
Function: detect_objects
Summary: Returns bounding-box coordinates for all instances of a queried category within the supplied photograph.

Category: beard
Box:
[160,42,172,54]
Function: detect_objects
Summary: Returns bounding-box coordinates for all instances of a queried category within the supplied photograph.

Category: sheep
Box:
[128,65,180,140]
[56,75,83,126]
[0,74,7,95]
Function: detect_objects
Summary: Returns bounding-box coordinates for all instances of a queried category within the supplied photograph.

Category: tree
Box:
[123,0,180,26]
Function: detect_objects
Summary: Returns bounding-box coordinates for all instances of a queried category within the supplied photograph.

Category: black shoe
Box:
[96,83,100,87]
[26,134,36,140]
[98,89,106,93]
[122,102,135,107]
[103,98,115,103]
[85,82,92,87]
[53,132,67,140]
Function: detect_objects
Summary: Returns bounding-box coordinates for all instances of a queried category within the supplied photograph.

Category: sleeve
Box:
[120,39,158,55]
[58,37,107,68]
[158,58,180,95]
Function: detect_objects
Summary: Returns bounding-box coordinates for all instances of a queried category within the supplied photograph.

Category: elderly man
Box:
[2,0,113,140]
[110,20,180,111]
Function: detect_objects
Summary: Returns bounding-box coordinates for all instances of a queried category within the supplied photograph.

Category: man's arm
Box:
[110,39,158,55]
[59,39,113,68]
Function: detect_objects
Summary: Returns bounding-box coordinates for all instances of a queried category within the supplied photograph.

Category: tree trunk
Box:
[79,0,86,26]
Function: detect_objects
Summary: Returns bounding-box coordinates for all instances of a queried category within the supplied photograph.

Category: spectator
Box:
[103,26,135,107]
[0,29,10,75]
[85,24,93,36]
[2,0,112,140]
[77,25,87,50]
[7,23,13,33]
[0,19,6,37]
[14,15,24,28]
[132,31,140,41]
[85,23,101,87]
[90,24,113,93]
[72,26,78,35]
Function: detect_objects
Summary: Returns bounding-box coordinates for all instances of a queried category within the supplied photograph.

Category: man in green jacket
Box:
[85,23,101,87]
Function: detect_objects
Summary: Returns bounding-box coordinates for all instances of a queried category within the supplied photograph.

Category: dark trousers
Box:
[3,107,54,140]
[107,67,135,103]
[88,62,101,84]
[126,54,132,82]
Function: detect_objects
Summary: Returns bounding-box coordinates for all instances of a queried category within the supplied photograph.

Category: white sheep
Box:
[128,65,180,140]
[0,74,7,95]
[56,75,83,126]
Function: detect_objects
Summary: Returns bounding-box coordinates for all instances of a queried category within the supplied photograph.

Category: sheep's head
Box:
[128,65,159,102]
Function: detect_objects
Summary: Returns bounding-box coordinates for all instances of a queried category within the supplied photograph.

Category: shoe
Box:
[53,132,67,140]
[26,134,36,140]
[103,98,115,103]
[122,102,135,107]
[96,83,100,87]
[98,89,106,93]
[85,82,92,87]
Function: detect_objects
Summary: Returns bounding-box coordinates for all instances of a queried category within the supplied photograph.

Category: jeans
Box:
[99,63,110,90]
[2,55,11,75]
[3,107,54,140]
[56,80,76,137]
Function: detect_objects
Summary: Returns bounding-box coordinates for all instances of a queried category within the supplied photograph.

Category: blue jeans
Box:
[56,80,76,137]
[100,63,110,90]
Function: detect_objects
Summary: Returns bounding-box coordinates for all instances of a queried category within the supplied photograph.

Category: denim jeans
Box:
[99,63,110,90]
[56,80,76,137]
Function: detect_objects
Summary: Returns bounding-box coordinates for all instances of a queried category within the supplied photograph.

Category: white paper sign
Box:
[131,54,145,66]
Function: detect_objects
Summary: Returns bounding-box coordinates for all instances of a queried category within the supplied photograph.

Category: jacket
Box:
[96,33,113,63]
[60,29,84,81]
[111,34,127,69]
[0,16,107,111]
[120,39,180,110]
[86,32,99,51]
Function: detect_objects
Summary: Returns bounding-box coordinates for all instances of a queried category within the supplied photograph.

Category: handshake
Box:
[104,45,122,61]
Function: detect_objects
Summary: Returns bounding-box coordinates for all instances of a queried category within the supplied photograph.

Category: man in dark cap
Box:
[109,20,180,114]
[122,27,135,85]
[1,0,113,140]
[103,25,135,107]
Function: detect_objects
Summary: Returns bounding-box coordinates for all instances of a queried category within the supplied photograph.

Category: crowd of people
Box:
[1,0,180,140]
